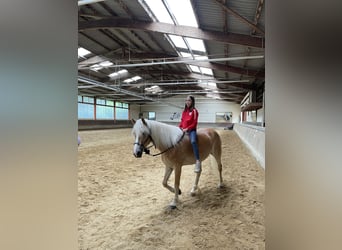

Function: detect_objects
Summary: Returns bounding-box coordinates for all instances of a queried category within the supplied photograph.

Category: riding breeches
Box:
[188,130,200,160]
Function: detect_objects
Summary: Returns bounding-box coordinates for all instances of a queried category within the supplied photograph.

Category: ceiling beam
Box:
[92,52,265,79]
[79,18,264,48]
[188,61,264,79]
[212,0,265,35]
[78,76,183,108]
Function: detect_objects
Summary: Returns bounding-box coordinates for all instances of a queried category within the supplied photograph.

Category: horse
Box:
[131,118,224,209]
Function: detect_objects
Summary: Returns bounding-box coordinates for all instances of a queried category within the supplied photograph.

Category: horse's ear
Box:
[141,117,147,126]
[131,119,136,125]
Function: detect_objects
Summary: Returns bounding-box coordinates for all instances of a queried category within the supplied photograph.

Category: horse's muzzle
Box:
[134,150,143,158]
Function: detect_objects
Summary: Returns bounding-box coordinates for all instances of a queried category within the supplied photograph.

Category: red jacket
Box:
[179,107,199,131]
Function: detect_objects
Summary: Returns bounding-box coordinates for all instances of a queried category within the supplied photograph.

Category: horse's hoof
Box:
[169,205,177,210]
[179,189,182,195]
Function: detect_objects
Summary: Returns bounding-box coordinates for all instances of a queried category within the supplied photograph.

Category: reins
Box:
[147,132,185,157]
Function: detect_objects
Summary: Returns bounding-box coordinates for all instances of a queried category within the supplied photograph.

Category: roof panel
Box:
[78,0,265,105]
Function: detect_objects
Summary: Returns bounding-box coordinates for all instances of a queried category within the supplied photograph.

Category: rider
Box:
[179,95,201,173]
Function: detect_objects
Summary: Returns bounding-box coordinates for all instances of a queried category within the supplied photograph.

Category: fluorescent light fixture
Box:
[109,72,119,78]
[90,64,102,71]
[99,61,113,67]
[123,78,134,83]
[123,75,142,83]
[118,69,128,74]
[131,76,142,81]
[78,0,105,6]
[108,69,128,79]
[145,85,162,93]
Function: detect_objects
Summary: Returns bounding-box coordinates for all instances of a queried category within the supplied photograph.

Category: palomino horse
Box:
[132,118,224,209]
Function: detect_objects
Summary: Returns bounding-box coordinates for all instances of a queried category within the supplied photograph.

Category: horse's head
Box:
[131,118,153,158]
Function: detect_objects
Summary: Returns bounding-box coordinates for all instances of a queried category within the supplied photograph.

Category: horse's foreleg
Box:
[162,166,176,193]
[170,166,182,208]
[190,172,201,196]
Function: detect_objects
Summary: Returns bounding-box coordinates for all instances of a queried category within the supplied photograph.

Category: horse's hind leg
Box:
[212,133,224,188]
[190,172,201,196]
[213,154,224,188]
[217,160,224,188]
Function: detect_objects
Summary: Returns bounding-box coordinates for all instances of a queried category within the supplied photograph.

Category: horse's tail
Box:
[210,130,224,186]
[210,130,223,173]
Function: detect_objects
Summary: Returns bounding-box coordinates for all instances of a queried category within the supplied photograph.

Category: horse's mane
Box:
[146,120,184,150]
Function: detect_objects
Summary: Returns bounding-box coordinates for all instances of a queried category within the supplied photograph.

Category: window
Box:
[148,112,156,120]
[78,103,94,119]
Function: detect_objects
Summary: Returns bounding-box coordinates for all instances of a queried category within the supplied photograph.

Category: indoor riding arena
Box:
[78,0,265,249]
[78,125,265,249]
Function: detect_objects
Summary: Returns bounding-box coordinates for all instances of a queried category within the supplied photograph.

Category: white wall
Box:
[129,104,140,120]
[257,107,264,123]
[131,95,241,123]
[234,123,265,169]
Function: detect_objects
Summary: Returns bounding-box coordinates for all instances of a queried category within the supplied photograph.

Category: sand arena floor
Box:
[78,128,265,249]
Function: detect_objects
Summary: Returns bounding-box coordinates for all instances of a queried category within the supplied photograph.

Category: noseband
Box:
[133,141,153,154]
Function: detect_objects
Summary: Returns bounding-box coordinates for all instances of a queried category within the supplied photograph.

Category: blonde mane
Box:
[145,120,184,150]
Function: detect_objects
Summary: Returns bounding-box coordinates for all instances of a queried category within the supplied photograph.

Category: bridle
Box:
[133,127,185,157]
[133,134,154,155]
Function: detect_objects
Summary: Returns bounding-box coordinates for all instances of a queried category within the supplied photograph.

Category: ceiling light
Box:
[99,61,113,67]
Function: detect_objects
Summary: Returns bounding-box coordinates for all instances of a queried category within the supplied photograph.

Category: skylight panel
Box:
[168,35,187,49]
[180,52,192,59]
[186,37,206,52]
[78,47,91,58]
[144,0,174,24]
[200,67,213,76]
[165,0,198,27]
[194,55,208,61]
[189,65,201,73]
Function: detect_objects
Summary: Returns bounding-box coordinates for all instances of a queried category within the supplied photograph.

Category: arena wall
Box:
[233,123,265,169]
